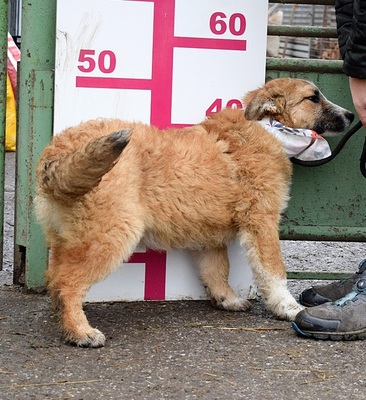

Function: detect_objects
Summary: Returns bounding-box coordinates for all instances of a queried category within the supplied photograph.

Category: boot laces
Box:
[334,278,366,307]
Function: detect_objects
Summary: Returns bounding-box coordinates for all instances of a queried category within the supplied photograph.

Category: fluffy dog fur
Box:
[35,78,354,347]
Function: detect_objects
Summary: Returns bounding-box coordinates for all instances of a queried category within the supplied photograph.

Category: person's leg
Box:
[299,259,366,306]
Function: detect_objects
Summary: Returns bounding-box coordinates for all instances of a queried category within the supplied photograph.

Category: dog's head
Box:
[243,78,354,136]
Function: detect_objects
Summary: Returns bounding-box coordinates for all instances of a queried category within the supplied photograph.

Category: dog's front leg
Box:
[192,246,251,311]
[239,216,303,320]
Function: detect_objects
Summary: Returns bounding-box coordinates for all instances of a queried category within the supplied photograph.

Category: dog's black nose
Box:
[346,111,355,123]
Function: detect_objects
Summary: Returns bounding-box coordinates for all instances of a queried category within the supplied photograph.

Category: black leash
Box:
[360,134,366,178]
[290,120,366,177]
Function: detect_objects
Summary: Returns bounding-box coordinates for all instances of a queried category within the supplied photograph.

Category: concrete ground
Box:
[1,152,365,400]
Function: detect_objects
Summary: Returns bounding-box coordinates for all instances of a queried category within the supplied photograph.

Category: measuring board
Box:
[55,0,268,302]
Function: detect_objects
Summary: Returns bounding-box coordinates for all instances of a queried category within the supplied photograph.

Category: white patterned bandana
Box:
[258,118,331,161]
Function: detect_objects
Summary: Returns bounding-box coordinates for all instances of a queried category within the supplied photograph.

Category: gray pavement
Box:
[1,152,365,400]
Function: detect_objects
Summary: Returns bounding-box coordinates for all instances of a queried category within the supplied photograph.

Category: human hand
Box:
[349,77,366,127]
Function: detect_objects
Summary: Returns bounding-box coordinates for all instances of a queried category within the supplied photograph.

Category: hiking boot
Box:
[299,258,366,307]
[292,277,366,341]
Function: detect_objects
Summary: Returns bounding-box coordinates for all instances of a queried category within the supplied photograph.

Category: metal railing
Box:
[267,1,365,280]
[267,0,341,73]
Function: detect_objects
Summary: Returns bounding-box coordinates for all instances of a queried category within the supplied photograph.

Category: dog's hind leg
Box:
[39,129,132,201]
[193,246,251,311]
[46,228,141,348]
[239,216,303,320]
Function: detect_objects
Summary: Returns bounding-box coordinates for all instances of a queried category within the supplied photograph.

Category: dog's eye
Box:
[306,95,320,103]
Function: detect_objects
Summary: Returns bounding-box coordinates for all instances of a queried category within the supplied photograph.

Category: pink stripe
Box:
[76,76,152,90]
[149,0,175,129]
[129,250,167,300]
[169,123,193,129]
[174,37,246,51]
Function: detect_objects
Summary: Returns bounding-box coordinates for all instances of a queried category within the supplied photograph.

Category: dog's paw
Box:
[281,302,304,321]
[64,328,106,348]
[261,282,304,320]
[270,299,304,321]
[213,295,251,311]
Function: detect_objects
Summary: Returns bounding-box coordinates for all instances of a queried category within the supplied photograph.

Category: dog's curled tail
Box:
[37,129,132,202]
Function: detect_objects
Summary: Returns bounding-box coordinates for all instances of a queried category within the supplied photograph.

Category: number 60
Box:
[209,12,246,36]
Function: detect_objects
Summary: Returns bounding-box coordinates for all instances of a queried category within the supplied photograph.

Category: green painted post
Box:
[14,0,56,289]
[0,0,8,270]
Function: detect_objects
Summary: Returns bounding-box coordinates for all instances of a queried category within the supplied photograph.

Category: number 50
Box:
[77,49,117,74]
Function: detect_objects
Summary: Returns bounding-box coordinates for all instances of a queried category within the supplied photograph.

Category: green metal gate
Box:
[1,0,365,290]
[268,0,366,243]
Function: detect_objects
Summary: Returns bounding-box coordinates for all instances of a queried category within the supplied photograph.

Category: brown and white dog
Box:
[35,78,354,347]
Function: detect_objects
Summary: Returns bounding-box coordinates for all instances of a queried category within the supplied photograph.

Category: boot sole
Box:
[292,321,366,341]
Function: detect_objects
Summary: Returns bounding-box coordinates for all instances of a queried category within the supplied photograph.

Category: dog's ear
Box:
[243,88,285,121]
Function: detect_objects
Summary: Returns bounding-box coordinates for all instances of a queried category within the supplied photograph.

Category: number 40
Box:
[206,98,243,116]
